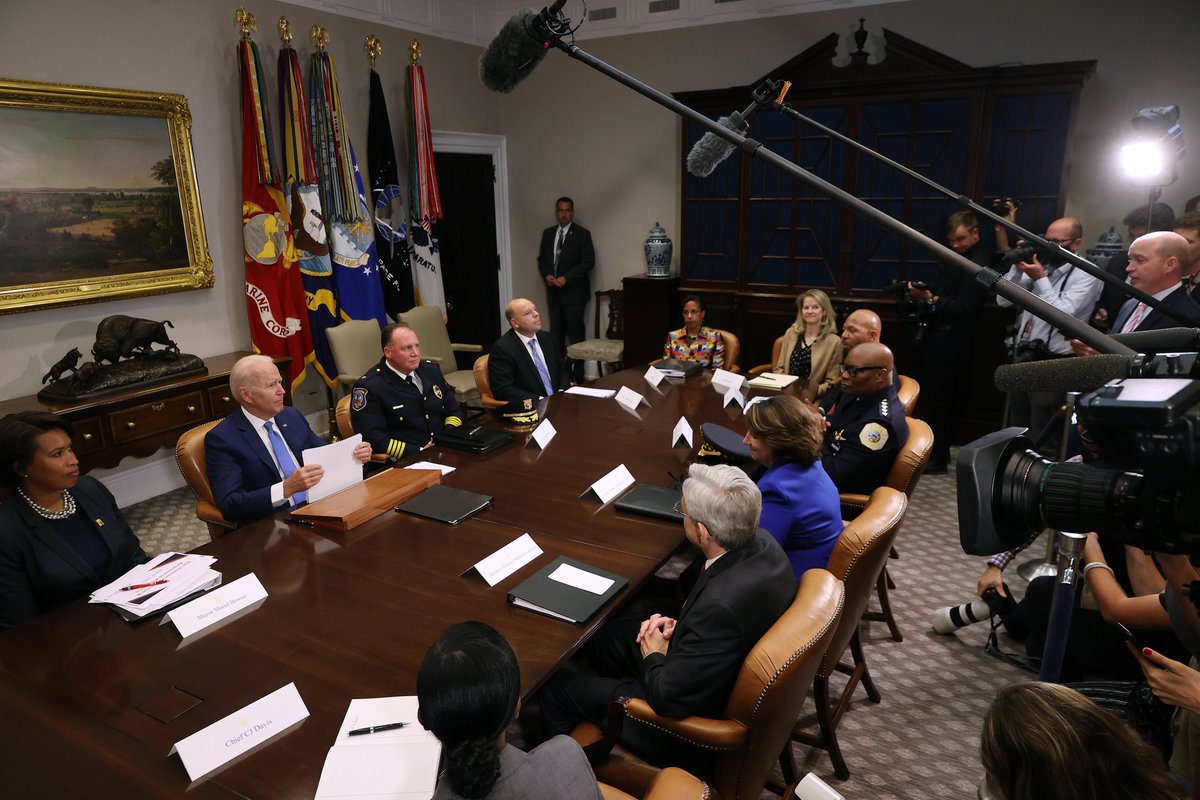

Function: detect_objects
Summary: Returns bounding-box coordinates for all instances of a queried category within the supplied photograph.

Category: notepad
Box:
[316,696,441,799]
[746,372,800,390]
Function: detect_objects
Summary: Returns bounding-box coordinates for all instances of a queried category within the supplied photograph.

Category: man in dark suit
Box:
[539,463,795,758]
[205,355,371,524]
[538,197,595,381]
[1174,212,1200,302]
[488,298,567,402]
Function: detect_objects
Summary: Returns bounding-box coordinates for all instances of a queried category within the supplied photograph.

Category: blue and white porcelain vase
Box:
[643,221,673,277]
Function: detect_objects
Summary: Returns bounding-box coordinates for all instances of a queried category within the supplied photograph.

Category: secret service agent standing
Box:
[351,322,463,460]
[821,343,909,495]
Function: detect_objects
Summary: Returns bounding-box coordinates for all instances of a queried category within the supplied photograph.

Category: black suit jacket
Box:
[1111,285,1200,333]
[638,529,795,719]
[488,329,567,402]
[537,223,595,307]
[204,405,326,524]
[0,475,147,629]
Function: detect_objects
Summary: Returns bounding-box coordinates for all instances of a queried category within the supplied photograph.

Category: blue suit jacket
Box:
[205,406,325,524]
[757,460,843,580]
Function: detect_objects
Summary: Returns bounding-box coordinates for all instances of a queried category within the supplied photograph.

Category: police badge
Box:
[351,387,368,412]
[432,384,443,400]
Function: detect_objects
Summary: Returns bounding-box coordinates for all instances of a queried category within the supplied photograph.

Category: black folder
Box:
[651,358,704,378]
[394,484,493,525]
[507,556,628,624]
[614,484,683,522]
[434,427,514,453]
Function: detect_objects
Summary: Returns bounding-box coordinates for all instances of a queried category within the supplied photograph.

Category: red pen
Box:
[120,579,167,592]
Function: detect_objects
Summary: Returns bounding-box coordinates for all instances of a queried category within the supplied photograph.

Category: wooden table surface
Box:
[0,368,756,798]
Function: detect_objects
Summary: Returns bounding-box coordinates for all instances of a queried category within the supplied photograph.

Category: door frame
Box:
[432,130,512,339]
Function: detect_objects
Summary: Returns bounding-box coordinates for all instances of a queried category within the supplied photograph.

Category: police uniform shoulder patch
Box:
[432,384,443,400]
[351,387,368,412]
[859,422,889,451]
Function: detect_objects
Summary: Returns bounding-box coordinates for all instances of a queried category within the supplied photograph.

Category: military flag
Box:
[237,35,311,389]
[367,68,414,317]
[406,61,447,319]
[278,42,338,388]
[309,48,388,326]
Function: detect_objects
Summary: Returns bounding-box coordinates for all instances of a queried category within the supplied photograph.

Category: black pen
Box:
[348,721,409,736]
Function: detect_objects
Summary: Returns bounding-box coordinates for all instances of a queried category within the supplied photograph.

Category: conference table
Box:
[0,367,760,798]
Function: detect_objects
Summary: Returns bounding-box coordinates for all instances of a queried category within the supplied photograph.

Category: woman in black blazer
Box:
[0,412,147,629]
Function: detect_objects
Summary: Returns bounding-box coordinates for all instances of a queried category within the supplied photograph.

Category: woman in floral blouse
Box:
[663,294,725,368]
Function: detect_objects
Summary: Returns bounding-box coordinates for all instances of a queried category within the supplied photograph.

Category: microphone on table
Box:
[479,0,569,93]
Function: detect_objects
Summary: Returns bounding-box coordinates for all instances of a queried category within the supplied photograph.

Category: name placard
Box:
[474,533,544,587]
[529,418,557,450]
[585,463,636,505]
[161,573,267,639]
[170,682,309,781]
[723,386,746,409]
[643,365,666,387]
[615,385,648,413]
[711,368,744,393]
[671,416,693,448]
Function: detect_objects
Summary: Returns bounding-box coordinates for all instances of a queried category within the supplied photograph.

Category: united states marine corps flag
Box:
[367,61,414,317]
[406,46,447,320]
[237,18,311,389]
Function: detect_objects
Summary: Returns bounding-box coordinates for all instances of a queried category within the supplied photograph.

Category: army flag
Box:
[237,37,311,389]
[278,44,338,388]
[406,62,447,319]
[367,69,414,317]
[309,49,388,326]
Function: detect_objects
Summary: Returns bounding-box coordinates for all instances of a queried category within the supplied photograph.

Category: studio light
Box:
[1122,105,1185,187]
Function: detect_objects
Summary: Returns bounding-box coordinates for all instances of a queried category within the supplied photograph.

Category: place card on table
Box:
[583,463,636,505]
[527,418,557,450]
[643,365,666,387]
[671,416,693,448]
[472,533,544,587]
[615,385,648,413]
[723,386,747,409]
[711,368,744,393]
[160,573,267,639]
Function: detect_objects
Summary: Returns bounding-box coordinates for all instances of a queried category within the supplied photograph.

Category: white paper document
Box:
[90,551,221,618]
[530,418,557,449]
[586,464,636,505]
[303,434,365,503]
[171,683,309,781]
[671,416,693,448]
[404,461,456,475]
[549,562,615,595]
[615,385,648,412]
[643,365,666,387]
[160,573,267,638]
[565,386,616,398]
[474,533,544,587]
[711,368,744,392]
[316,696,441,800]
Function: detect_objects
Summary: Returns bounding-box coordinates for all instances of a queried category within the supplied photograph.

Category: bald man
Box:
[840,308,882,351]
[487,298,568,402]
[821,343,909,495]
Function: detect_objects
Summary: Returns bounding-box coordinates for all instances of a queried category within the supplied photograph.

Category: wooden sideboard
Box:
[0,352,290,473]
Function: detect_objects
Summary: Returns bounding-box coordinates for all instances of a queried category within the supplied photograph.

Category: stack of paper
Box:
[90,552,221,619]
[316,696,442,799]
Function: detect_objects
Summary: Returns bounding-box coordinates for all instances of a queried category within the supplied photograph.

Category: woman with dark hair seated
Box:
[772,289,842,402]
[980,681,1183,800]
[662,294,725,368]
[0,411,147,629]
[418,621,602,800]
[743,395,842,579]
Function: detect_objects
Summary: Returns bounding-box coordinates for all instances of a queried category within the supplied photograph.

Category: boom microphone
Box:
[478,1,568,93]
[685,80,786,178]
[993,355,1134,393]
[1110,327,1200,352]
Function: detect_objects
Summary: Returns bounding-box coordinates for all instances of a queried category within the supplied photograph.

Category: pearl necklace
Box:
[19,487,76,520]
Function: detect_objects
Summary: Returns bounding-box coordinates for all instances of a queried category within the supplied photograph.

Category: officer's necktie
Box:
[553,228,565,276]
[264,420,305,504]
[528,338,555,396]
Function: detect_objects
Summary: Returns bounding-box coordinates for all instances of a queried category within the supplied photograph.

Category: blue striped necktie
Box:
[528,338,555,396]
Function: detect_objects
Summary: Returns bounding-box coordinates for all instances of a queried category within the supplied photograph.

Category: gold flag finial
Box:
[235,7,257,40]
[410,39,422,66]
[310,24,330,52]
[365,34,382,68]
[278,16,292,46]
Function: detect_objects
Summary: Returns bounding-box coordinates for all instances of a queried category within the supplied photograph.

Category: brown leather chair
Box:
[571,569,844,800]
[472,354,508,409]
[712,328,740,373]
[792,487,907,779]
[747,336,785,377]
[896,374,920,416]
[175,420,237,542]
[601,768,709,799]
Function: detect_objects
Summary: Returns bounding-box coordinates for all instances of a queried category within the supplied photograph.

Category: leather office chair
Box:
[472,354,508,409]
[792,487,907,780]
[567,289,624,377]
[838,417,933,642]
[601,768,709,799]
[712,328,740,373]
[327,319,382,391]
[746,336,784,377]
[571,569,844,800]
[896,374,920,416]
[175,420,237,541]
[397,305,482,406]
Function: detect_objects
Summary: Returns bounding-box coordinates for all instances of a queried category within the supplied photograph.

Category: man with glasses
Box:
[821,342,908,494]
[994,217,1100,446]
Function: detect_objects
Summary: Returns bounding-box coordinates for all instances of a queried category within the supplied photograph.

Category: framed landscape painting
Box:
[0,77,213,315]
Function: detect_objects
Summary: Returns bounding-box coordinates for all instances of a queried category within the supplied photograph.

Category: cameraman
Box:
[994,217,1101,447]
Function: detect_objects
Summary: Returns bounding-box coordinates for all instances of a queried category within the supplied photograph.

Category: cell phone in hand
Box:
[1112,621,1146,652]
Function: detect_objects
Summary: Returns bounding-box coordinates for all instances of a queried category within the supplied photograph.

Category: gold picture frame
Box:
[0,77,213,315]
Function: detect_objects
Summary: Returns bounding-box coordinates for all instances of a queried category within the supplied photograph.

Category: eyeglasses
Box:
[839,364,886,377]
[1044,237,1078,246]
[672,499,700,525]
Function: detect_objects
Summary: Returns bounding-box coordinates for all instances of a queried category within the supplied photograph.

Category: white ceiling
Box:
[280,0,908,47]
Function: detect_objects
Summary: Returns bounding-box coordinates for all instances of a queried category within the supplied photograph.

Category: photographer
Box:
[994,217,1101,447]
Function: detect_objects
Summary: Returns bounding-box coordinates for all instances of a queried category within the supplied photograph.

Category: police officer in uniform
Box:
[351,322,464,460]
[820,342,909,495]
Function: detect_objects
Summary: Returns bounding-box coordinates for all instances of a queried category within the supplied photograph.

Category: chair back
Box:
[473,354,507,408]
[398,305,454,367]
[883,417,933,498]
[820,488,907,677]
[712,328,740,373]
[335,394,354,439]
[897,374,920,416]
[593,289,624,340]
[713,569,844,800]
[327,319,382,386]
[174,420,234,540]
[747,336,784,377]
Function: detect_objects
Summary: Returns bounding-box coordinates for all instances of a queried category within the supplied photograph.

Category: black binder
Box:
[614,484,683,522]
[507,556,628,624]
[434,427,514,453]
[651,358,704,378]
[394,484,494,525]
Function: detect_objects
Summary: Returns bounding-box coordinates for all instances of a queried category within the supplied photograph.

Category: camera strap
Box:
[983,616,1040,673]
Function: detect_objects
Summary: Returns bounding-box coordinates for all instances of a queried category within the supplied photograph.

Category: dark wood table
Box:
[0,368,754,798]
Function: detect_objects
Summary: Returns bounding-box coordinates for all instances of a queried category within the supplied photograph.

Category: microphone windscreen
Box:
[686,111,746,178]
[1110,327,1200,352]
[479,11,547,93]
[993,354,1130,393]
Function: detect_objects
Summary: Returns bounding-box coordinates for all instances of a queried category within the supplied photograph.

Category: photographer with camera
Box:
[994,217,1101,447]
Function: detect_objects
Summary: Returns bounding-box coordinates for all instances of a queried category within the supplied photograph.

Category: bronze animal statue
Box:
[70,361,99,390]
[42,347,82,384]
[92,316,179,365]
